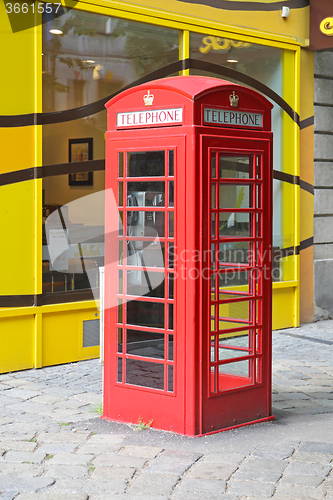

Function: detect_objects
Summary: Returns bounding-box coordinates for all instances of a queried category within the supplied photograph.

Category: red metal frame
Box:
[104,76,273,436]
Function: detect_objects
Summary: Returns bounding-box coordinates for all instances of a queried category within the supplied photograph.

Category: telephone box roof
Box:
[105,75,273,110]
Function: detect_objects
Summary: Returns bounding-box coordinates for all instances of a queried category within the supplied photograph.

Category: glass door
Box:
[202,135,272,433]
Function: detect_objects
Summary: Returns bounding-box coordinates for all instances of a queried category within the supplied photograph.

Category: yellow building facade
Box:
[0,0,314,373]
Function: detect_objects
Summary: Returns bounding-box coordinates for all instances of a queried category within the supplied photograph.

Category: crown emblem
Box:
[143,90,154,106]
[229,91,239,108]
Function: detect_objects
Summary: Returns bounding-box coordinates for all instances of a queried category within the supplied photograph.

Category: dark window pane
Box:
[168,150,174,176]
[127,301,164,329]
[127,151,165,177]
[126,358,164,390]
[167,365,173,392]
[168,274,174,299]
[117,328,123,353]
[118,300,123,323]
[127,271,165,298]
[168,303,174,330]
[168,181,174,207]
[126,329,164,359]
[127,182,165,205]
[117,357,122,382]
[127,241,165,268]
[118,153,124,177]
[127,211,165,238]
[168,334,174,360]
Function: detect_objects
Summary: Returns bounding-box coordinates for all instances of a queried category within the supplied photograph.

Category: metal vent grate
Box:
[83,319,100,348]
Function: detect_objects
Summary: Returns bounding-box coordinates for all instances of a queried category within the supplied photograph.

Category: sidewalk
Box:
[0,320,333,500]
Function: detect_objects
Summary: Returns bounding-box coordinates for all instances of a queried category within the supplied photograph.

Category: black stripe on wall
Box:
[0,59,301,128]
[176,0,308,11]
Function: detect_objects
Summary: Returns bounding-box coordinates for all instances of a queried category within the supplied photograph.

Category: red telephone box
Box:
[104,76,274,435]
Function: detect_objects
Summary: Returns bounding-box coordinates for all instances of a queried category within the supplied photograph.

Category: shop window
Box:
[41,7,179,298]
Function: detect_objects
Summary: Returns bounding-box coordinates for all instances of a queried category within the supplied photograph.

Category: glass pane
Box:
[119,182,123,206]
[168,243,175,269]
[126,329,164,359]
[127,271,165,298]
[168,212,174,238]
[117,358,123,382]
[127,300,164,329]
[168,182,174,207]
[168,274,174,299]
[168,335,174,360]
[118,300,123,323]
[211,213,216,238]
[219,156,250,179]
[127,151,165,177]
[219,212,249,237]
[211,152,217,178]
[219,185,252,209]
[211,183,216,209]
[118,240,123,265]
[118,270,123,294]
[126,358,164,390]
[119,211,123,236]
[117,328,123,353]
[219,270,248,288]
[127,241,165,268]
[168,304,174,330]
[218,332,249,361]
[127,182,165,206]
[167,365,173,392]
[168,150,174,177]
[211,335,216,362]
[43,14,179,114]
[119,153,124,178]
[218,360,253,390]
[127,211,165,237]
[218,242,250,265]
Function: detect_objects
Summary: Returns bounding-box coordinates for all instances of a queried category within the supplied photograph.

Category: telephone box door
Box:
[201,134,273,434]
[104,135,186,433]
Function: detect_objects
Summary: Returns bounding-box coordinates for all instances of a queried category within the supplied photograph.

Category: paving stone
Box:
[92,454,146,468]
[72,393,103,404]
[232,468,283,482]
[3,388,42,400]
[118,445,163,458]
[0,440,37,452]
[0,492,19,500]
[172,493,230,500]
[226,481,275,497]
[143,457,193,475]
[30,395,65,405]
[49,478,126,494]
[87,434,125,445]
[0,462,42,477]
[241,458,287,473]
[285,462,331,477]
[47,453,94,466]
[202,452,245,465]
[44,464,89,479]
[0,450,46,464]
[274,484,327,499]
[15,495,88,500]
[90,466,136,480]
[298,442,333,454]
[37,443,78,454]
[291,452,333,463]
[252,445,295,460]
[37,432,87,444]
[161,450,202,461]
[176,478,226,493]
[76,444,122,454]
[279,475,325,487]
[0,476,55,493]
[88,496,169,500]
[186,462,237,481]
[128,472,179,495]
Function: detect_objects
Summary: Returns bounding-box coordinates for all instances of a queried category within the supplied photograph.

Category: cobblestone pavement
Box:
[1,320,333,499]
